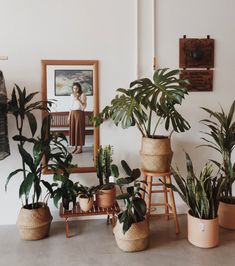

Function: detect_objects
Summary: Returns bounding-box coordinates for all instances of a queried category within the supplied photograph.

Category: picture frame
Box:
[42,60,98,98]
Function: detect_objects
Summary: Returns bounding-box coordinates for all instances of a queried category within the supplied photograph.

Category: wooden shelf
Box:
[59,201,120,238]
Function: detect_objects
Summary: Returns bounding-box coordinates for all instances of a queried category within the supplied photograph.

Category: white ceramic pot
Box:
[79,196,94,212]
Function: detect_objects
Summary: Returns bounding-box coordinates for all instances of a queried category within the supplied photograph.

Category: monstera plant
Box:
[94,68,190,173]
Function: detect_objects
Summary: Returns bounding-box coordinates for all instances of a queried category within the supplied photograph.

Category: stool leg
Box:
[162,176,169,220]
[167,175,180,234]
[141,174,147,200]
[147,175,153,217]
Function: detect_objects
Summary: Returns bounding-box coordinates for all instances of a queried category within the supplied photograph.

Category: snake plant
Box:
[200,101,235,203]
[167,153,225,219]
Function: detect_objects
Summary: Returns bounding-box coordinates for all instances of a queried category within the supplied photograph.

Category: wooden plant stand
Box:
[141,171,180,234]
[59,201,120,238]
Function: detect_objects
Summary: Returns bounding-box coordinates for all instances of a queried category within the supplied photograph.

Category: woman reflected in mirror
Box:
[68,82,87,154]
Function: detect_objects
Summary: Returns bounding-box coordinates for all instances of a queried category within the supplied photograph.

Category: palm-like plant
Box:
[6,84,53,206]
[94,69,190,137]
[168,153,225,219]
[200,101,235,202]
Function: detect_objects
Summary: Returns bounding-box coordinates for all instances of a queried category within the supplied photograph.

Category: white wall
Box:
[0,0,235,225]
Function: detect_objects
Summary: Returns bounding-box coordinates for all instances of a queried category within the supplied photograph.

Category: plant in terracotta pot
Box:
[167,153,225,248]
[200,101,235,229]
[5,85,55,240]
[77,184,97,212]
[94,69,190,172]
[95,145,118,208]
[113,160,149,252]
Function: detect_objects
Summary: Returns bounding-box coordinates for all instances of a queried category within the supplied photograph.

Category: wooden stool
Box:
[142,171,180,234]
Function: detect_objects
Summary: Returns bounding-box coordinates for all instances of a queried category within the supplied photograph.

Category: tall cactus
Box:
[96,145,114,186]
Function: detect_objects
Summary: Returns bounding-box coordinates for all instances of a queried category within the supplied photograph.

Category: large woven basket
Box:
[113,219,149,252]
[17,203,53,241]
[140,136,173,173]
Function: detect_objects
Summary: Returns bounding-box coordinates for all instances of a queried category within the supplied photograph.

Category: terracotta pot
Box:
[218,200,235,229]
[96,186,116,208]
[17,203,53,241]
[79,196,94,212]
[187,212,219,248]
[140,136,173,173]
[113,219,149,252]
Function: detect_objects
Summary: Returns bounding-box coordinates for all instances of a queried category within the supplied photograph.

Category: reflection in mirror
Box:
[41,60,99,173]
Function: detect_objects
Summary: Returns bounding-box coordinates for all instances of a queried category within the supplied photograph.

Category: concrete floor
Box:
[0,215,235,266]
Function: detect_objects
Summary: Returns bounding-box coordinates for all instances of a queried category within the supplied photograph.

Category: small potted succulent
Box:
[113,160,149,252]
[77,184,97,212]
[95,145,118,208]
[94,69,190,173]
[200,101,235,229]
[167,153,225,248]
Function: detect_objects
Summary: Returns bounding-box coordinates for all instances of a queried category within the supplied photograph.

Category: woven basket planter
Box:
[113,219,149,252]
[140,136,173,173]
[17,203,53,241]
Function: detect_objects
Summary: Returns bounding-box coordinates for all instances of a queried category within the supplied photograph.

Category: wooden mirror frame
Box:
[41,59,99,173]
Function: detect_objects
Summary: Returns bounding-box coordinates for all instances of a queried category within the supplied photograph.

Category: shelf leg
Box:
[65,218,69,238]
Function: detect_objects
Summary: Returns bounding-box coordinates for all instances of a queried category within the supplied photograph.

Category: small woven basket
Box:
[113,219,149,252]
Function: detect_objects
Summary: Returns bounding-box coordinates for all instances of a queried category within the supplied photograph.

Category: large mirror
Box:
[41,60,99,173]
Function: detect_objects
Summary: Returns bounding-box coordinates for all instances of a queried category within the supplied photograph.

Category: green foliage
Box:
[200,101,235,201]
[52,175,79,208]
[115,160,146,234]
[94,68,190,137]
[96,145,118,189]
[76,184,98,199]
[168,153,225,219]
[5,84,68,209]
[5,115,59,208]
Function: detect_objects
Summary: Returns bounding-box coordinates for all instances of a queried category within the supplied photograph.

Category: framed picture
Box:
[41,60,98,97]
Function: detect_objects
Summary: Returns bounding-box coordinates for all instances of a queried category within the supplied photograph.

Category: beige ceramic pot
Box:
[113,219,149,252]
[140,136,173,173]
[79,196,94,212]
[96,186,116,208]
[187,212,218,248]
[17,203,53,241]
[218,199,235,229]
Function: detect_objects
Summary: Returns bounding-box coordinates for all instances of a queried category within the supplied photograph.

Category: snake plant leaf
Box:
[111,164,119,178]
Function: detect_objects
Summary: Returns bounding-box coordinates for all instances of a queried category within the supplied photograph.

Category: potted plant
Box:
[113,160,149,252]
[77,184,97,212]
[49,134,78,211]
[96,145,118,208]
[200,101,235,229]
[167,153,225,248]
[5,85,55,240]
[94,69,190,172]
